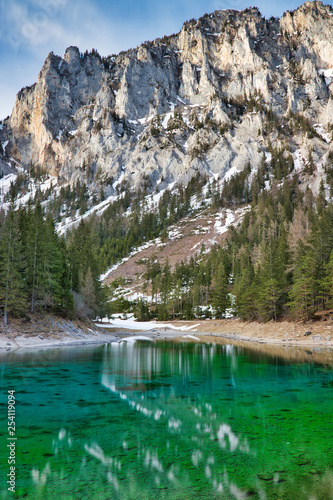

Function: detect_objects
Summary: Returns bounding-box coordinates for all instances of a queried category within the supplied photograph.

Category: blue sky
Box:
[0,0,332,119]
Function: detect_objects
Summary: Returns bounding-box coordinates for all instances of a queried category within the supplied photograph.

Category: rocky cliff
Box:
[1,1,333,198]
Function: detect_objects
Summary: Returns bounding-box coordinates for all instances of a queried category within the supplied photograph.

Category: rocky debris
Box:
[0,313,105,339]
[0,2,333,201]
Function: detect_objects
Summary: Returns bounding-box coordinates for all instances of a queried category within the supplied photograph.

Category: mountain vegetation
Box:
[1,2,333,327]
[1,158,332,324]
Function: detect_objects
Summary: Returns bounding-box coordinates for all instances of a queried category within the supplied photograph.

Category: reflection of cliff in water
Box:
[98,341,333,500]
[99,341,251,498]
[3,340,333,499]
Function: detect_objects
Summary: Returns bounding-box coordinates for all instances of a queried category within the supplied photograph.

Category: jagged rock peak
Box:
[1,2,333,198]
[64,45,81,62]
[293,1,333,14]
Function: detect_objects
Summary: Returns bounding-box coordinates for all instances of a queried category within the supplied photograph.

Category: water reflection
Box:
[1,341,333,499]
[97,341,333,499]
[97,343,254,497]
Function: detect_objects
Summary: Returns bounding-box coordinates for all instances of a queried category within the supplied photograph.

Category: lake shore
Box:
[96,315,333,347]
[175,317,333,346]
[1,315,332,351]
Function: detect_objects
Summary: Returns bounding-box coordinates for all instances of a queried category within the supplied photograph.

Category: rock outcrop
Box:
[1,1,333,197]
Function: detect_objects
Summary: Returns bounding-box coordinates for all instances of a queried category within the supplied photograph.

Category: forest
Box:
[137,178,333,322]
[1,147,333,325]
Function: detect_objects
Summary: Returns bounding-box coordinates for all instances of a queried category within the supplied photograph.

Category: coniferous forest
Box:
[1,153,333,325]
[131,175,333,323]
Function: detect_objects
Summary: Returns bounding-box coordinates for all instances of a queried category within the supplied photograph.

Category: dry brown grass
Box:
[104,209,242,296]
[164,317,333,342]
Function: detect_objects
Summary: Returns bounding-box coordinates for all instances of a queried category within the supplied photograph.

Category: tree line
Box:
[0,202,106,324]
[131,178,333,322]
[1,154,332,325]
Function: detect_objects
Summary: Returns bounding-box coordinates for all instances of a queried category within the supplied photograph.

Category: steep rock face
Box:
[7,47,107,173]
[1,1,333,196]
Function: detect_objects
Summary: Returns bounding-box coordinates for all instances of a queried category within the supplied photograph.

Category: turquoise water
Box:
[1,341,333,500]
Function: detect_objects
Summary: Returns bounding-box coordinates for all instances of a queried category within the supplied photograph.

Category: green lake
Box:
[1,340,333,499]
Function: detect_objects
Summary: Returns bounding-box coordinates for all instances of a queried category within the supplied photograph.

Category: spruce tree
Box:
[211,263,229,318]
[288,241,317,320]
[323,250,333,308]
[255,226,289,321]
[0,207,27,324]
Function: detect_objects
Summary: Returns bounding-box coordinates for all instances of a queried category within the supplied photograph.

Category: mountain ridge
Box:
[1,1,333,204]
[1,2,333,325]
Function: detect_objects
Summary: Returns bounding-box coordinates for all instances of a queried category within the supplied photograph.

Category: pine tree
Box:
[317,180,327,215]
[308,205,333,309]
[58,238,74,315]
[81,268,98,316]
[0,208,27,324]
[234,261,257,319]
[211,263,229,318]
[41,214,63,309]
[288,241,317,320]
[323,250,333,308]
[23,203,45,313]
[255,226,290,321]
[69,219,102,314]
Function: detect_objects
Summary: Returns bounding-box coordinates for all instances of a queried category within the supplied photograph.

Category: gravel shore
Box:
[1,317,332,352]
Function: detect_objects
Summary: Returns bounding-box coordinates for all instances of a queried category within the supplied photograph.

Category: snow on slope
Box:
[101,205,250,284]
[318,68,333,86]
[97,314,200,331]
[57,192,123,235]
[313,124,331,144]
[101,204,251,305]
[214,207,250,235]
[0,171,58,208]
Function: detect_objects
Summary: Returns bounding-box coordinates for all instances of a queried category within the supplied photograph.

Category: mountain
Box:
[1,1,333,325]
[1,1,333,199]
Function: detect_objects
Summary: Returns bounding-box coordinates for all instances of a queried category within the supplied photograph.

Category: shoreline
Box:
[167,317,333,348]
[1,328,333,368]
[96,316,333,348]
[1,317,332,351]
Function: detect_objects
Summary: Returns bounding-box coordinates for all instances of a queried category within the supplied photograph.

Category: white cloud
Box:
[0,0,122,118]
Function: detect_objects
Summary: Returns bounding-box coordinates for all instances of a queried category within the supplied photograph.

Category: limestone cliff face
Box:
[1,1,333,195]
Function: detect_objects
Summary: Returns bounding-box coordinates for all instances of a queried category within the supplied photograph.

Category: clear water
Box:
[1,341,333,500]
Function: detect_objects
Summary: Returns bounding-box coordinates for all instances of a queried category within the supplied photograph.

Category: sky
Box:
[0,0,332,120]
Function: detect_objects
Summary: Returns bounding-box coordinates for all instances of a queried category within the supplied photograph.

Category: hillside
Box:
[0,2,333,326]
[102,205,249,299]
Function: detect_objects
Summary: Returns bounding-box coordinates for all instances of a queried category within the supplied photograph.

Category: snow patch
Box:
[319,68,333,86]
[57,191,123,236]
[313,124,331,143]
[2,140,9,153]
[214,209,241,235]
[113,172,125,190]
[176,95,186,105]
[97,317,200,332]
[119,336,154,342]
[293,149,306,172]
[222,165,241,182]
